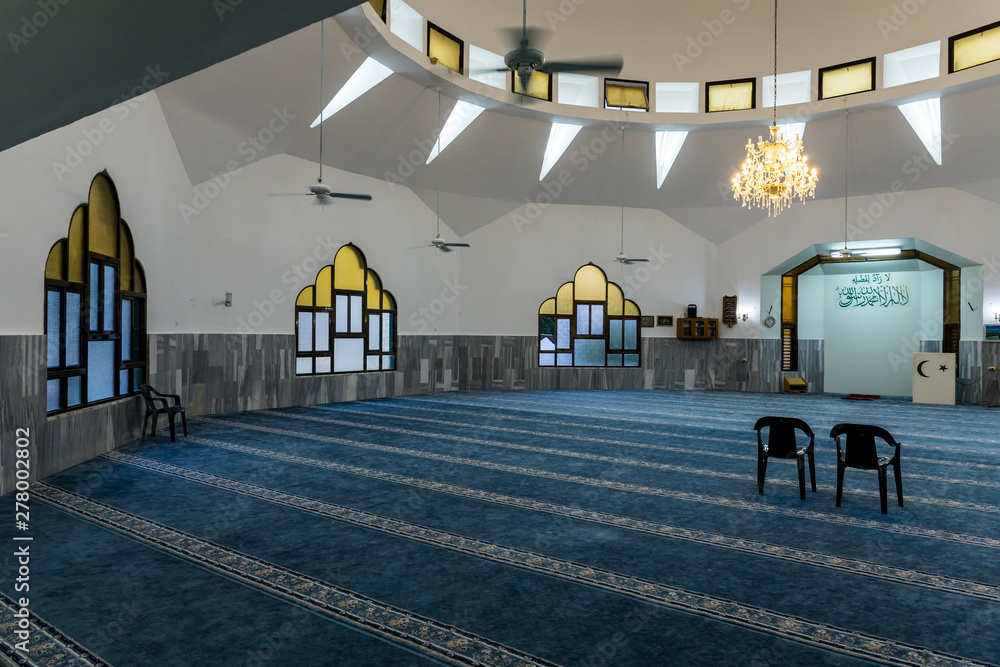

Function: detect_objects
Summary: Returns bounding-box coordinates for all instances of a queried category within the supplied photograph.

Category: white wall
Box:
[824,269,924,397]
[457,204,716,336]
[0,91,195,335]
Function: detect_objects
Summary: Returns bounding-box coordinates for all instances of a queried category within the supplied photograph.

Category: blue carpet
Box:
[3,390,999,665]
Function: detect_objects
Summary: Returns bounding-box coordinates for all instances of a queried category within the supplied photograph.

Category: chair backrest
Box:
[829,423,898,467]
[754,416,813,457]
[138,384,157,412]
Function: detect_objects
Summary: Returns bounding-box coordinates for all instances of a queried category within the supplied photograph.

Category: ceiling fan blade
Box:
[539,56,624,74]
[327,193,373,201]
[497,25,551,50]
[624,258,650,263]
[442,242,471,247]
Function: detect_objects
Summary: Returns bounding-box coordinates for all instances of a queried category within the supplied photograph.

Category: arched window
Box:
[44,171,147,414]
[538,263,640,367]
[295,243,397,374]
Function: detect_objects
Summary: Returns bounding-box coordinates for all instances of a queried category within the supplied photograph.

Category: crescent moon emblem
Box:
[917,360,930,378]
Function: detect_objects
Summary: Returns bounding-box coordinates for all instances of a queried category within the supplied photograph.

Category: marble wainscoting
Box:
[644,338,763,393]
[955,340,983,406]
[0,335,142,496]
[148,334,463,417]
[981,341,1000,407]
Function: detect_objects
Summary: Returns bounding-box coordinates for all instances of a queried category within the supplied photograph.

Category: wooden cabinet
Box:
[677,317,719,339]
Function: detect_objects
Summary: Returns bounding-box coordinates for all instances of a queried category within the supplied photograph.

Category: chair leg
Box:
[893,461,903,507]
[167,414,176,442]
[878,467,888,514]
[180,412,187,437]
[141,414,149,441]
[757,455,767,495]
[150,413,158,438]
[807,451,816,492]
[796,456,806,500]
[836,463,845,507]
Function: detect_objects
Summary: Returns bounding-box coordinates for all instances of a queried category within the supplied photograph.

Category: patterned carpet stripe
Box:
[0,591,111,667]
[32,483,559,667]
[201,418,1000,549]
[558,390,1000,425]
[162,441,1000,603]
[257,410,1000,498]
[385,397,1000,459]
[94,453,997,667]
[322,404,1000,477]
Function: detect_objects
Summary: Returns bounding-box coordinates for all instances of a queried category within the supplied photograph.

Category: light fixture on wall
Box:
[732,0,818,216]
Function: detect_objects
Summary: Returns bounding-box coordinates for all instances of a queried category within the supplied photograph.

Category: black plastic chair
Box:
[139,384,187,442]
[830,423,902,514]
[753,416,816,500]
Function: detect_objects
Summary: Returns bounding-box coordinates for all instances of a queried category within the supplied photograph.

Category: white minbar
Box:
[912,352,956,405]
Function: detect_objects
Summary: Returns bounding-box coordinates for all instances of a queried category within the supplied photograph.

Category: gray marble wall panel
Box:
[759,339,783,394]
[981,341,1000,407]
[643,338,761,393]
[955,340,983,406]
[149,334,460,417]
[787,339,824,394]
[0,335,142,496]
[919,340,942,353]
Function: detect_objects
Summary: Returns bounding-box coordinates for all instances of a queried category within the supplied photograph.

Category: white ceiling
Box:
[140,2,1000,244]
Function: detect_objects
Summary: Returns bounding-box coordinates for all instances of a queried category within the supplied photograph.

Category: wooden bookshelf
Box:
[676,317,719,339]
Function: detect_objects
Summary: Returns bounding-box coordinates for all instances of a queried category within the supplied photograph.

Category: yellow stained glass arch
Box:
[334,244,366,292]
[539,298,556,315]
[556,283,574,314]
[574,263,607,302]
[316,266,333,308]
[366,269,383,309]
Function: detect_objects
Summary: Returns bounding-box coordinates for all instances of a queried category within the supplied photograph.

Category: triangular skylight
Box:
[426,100,486,164]
[311,57,393,127]
[540,123,583,180]
[654,131,687,188]
[898,97,942,165]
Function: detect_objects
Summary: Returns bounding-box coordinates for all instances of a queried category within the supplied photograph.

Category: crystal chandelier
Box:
[732,0,818,216]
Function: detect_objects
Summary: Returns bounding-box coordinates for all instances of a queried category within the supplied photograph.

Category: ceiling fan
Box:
[286,20,372,205]
[423,86,470,252]
[497,0,624,94]
[615,125,648,265]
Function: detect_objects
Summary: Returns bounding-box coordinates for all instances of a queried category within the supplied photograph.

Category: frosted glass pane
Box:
[66,293,80,366]
[624,354,640,367]
[369,314,380,350]
[68,376,82,406]
[350,295,363,333]
[121,300,132,361]
[591,304,604,335]
[296,357,313,374]
[47,291,61,367]
[103,265,115,331]
[334,338,365,372]
[383,355,395,370]
[540,336,556,351]
[607,354,623,367]
[133,368,142,391]
[315,313,330,352]
[316,357,332,374]
[557,319,570,348]
[574,338,605,366]
[119,369,129,395]
[47,379,60,411]
[557,353,573,366]
[90,262,99,330]
[539,353,555,366]
[87,340,115,402]
[336,295,348,333]
[382,313,393,352]
[625,320,638,349]
[577,304,590,335]
[367,354,380,370]
[298,313,313,352]
[609,319,623,350]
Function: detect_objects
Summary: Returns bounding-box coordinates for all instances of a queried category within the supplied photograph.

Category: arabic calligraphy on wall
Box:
[836,274,910,308]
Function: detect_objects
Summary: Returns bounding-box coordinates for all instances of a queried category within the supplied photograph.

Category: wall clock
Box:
[763,315,776,328]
